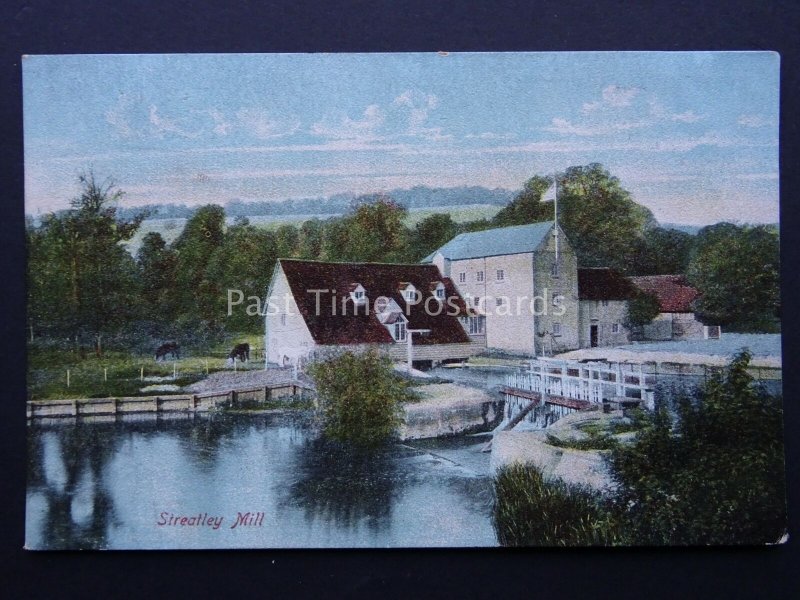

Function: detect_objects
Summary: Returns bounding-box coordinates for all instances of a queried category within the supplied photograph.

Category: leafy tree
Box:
[205,220,278,332]
[298,218,324,259]
[631,227,695,275]
[307,349,410,447]
[137,232,179,322]
[172,205,226,329]
[408,213,459,262]
[27,172,145,355]
[322,195,409,263]
[687,223,780,331]
[491,175,554,227]
[275,223,300,258]
[624,290,662,329]
[558,164,656,273]
[610,351,786,545]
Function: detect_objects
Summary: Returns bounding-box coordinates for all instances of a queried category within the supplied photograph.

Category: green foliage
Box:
[610,351,786,545]
[491,175,554,227]
[493,463,622,546]
[558,164,656,273]
[625,290,662,328]
[494,353,786,546]
[307,349,410,447]
[27,172,146,354]
[632,227,695,275]
[687,223,780,331]
[407,213,459,261]
[322,195,409,262]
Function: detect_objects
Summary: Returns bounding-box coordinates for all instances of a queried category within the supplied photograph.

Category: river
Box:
[25,412,498,549]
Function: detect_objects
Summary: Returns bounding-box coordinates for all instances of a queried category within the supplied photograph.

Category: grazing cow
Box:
[226,342,250,366]
[154,341,180,361]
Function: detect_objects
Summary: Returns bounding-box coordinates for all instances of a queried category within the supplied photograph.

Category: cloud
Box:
[393,90,449,140]
[648,97,703,123]
[581,85,639,115]
[545,117,648,136]
[236,108,299,139]
[105,94,136,138]
[208,109,231,136]
[737,114,769,128]
[464,132,516,140]
[311,104,386,141]
[148,105,200,139]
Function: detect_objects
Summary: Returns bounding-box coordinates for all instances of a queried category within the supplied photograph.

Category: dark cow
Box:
[154,341,180,361]
[227,342,250,365]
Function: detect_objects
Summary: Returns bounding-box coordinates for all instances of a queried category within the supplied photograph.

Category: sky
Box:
[23,52,779,225]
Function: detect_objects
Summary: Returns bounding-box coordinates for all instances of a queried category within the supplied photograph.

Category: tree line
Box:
[27,164,780,355]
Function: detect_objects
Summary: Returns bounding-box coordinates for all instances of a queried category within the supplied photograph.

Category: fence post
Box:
[66,369,70,388]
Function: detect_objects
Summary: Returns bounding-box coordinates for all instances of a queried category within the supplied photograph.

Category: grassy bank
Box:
[27,334,263,400]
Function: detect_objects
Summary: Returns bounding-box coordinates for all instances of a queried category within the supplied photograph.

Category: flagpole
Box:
[554,172,559,264]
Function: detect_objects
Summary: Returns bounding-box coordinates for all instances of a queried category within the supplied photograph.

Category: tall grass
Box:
[493,463,623,547]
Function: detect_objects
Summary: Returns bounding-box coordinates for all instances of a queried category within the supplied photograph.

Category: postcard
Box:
[23,52,785,549]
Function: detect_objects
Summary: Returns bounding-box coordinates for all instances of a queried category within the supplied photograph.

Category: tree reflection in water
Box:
[286,436,408,535]
[27,423,117,550]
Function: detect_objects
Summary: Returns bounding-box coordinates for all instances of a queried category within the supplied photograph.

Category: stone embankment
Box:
[398,383,504,441]
[490,409,637,491]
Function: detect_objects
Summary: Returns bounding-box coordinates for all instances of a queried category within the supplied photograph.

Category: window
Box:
[495,297,505,307]
[458,272,466,283]
[612,323,620,333]
[496,269,505,281]
[280,313,287,326]
[551,263,559,277]
[602,300,609,307]
[552,322,562,336]
[552,294,563,307]
[473,296,481,307]
[463,316,485,335]
[354,290,364,300]
[436,287,445,299]
[476,270,485,282]
[403,285,417,302]
[394,321,407,341]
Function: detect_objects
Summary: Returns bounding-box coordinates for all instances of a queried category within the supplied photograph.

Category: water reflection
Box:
[286,438,405,535]
[26,413,497,549]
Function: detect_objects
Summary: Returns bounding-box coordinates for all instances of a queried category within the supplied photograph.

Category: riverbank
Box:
[398,383,504,440]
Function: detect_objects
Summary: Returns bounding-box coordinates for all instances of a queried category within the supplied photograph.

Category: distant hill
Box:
[115,185,515,221]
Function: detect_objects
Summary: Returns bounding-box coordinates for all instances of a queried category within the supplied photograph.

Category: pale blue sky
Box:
[23,52,779,224]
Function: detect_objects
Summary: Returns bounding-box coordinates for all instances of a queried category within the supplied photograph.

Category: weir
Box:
[499,358,656,430]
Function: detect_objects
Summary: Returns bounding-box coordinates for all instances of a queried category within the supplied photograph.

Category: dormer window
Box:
[349,283,367,304]
[430,281,446,301]
[382,309,408,341]
[400,283,418,303]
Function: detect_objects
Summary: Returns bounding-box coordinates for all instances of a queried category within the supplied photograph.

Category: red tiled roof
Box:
[628,275,699,313]
[279,259,473,346]
[578,268,637,301]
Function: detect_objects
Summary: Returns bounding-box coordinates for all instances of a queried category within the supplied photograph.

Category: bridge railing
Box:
[506,358,656,410]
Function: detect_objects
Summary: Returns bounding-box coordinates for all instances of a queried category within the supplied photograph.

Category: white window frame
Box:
[458,272,466,283]
[394,321,407,342]
[476,270,485,283]
[495,297,504,307]
[463,315,485,335]
[496,269,505,281]
[612,323,620,333]
[280,313,287,326]
[553,322,562,336]
[435,284,445,300]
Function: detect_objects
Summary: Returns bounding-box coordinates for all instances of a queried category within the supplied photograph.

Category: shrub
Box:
[610,350,787,545]
[493,463,622,546]
[307,349,410,447]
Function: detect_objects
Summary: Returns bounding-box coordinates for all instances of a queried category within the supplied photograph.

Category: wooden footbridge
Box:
[500,358,656,429]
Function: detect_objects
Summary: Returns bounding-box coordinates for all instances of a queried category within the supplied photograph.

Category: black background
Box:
[1,1,798,598]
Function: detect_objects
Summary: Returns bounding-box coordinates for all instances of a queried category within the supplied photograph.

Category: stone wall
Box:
[397,383,504,440]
